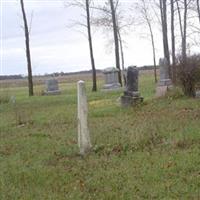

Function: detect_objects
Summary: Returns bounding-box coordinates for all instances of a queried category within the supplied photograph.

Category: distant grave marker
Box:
[196,90,200,98]
[44,79,61,95]
[158,58,172,86]
[102,67,121,90]
[156,58,172,97]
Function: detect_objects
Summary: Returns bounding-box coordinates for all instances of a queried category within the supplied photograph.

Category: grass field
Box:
[0,72,200,199]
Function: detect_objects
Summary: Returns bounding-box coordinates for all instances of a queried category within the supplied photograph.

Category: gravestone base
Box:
[102,83,121,91]
[44,90,61,95]
[156,85,173,97]
[124,91,140,97]
[120,95,143,107]
[158,79,172,86]
[156,86,168,97]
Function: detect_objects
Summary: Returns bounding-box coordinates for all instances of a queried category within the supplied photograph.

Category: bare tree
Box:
[86,0,97,91]
[159,0,171,76]
[182,0,188,61]
[117,29,126,84]
[197,0,200,24]
[20,0,34,96]
[91,1,133,85]
[137,0,158,83]
[170,0,176,82]
[109,0,122,85]
[175,0,193,62]
[66,0,97,91]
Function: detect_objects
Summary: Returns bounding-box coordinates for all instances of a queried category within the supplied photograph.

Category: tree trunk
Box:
[182,0,188,63]
[176,0,183,38]
[20,0,34,96]
[147,20,157,83]
[109,0,122,86]
[118,30,126,85]
[171,0,176,83]
[159,0,171,77]
[176,0,188,63]
[197,0,200,24]
[86,0,97,91]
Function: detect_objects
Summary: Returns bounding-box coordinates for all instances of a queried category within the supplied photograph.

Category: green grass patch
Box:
[0,73,200,199]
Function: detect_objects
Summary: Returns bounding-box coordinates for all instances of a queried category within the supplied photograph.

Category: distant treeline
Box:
[0,75,24,80]
[0,66,156,80]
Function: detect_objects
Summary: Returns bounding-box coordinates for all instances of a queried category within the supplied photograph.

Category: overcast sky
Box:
[1,0,166,75]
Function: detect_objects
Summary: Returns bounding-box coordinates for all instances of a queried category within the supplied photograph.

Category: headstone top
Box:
[103,67,119,73]
[78,80,84,84]
[127,65,137,68]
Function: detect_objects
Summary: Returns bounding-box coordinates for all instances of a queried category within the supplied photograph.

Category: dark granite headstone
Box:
[124,66,139,97]
[121,66,143,107]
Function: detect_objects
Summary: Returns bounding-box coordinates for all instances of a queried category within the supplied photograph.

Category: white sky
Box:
[0,0,191,75]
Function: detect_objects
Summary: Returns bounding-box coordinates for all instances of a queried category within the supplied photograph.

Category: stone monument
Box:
[102,67,121,90]
[77,80,92,155]
[121,66,143,107]
[44,79,61,95]
[156,58,172,97]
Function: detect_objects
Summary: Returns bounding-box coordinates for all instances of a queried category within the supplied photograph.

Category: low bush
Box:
[176,54,200,97]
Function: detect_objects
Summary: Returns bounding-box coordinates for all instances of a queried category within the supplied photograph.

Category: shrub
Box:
[176,54,200,97]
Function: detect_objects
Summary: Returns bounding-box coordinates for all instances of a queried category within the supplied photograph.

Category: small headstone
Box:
[102,67,121,90]
[10,96,16,104]
[44,79,61,95]
[156,58,172,97]
[196,90,200,98]
[77,80,92,155]
[121,66,143,107]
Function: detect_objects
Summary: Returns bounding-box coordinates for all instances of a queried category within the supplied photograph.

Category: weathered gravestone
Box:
[156,58,172,97]
[158,58,172,86]
[196,90,200,98]
[77,80,92,155]
[102,67,121,90]
[121,66,143,107]
[44,79,61,95]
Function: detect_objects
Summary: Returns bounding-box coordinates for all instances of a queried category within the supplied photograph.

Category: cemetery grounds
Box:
[0,71,200,199]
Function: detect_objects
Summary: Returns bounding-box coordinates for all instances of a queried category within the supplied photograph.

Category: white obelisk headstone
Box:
[77,80,92,155]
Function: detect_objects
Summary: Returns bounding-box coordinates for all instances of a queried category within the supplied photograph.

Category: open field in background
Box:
[0,69,155,88]
[0,72,102,88]
[0,71,200,199]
